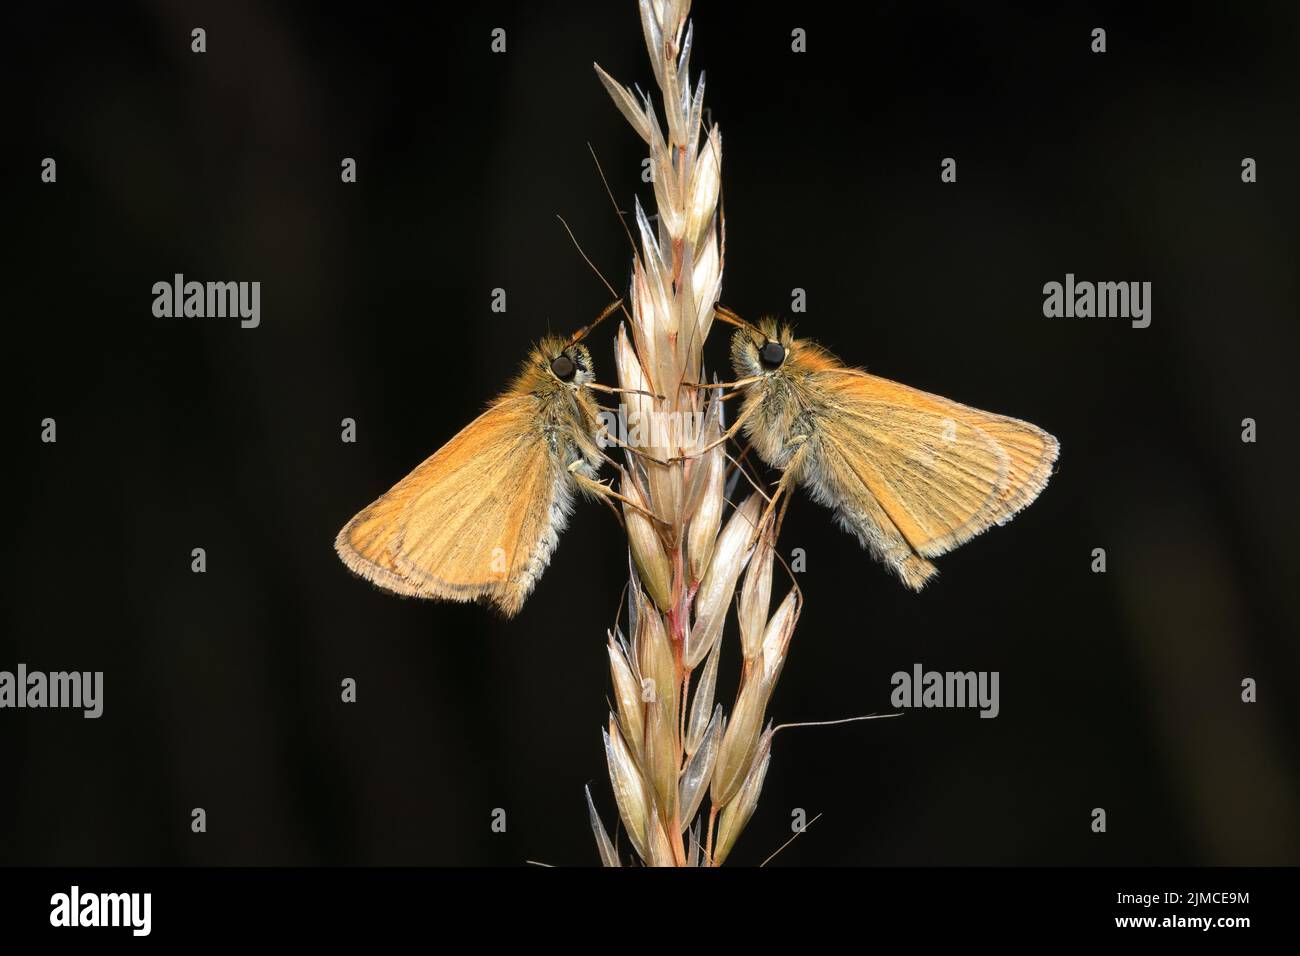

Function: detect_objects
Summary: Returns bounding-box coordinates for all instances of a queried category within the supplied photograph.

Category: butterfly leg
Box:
[771,487,805,606]
[678,375,762,393]
[668,398,760,462]
[723,445,805,607]
[747,436,810,553]
[718,435,806,606]
[594,428,674,467]
[568,459,668,526]
[724,440,763,491]
[722,446,774,506]
[588,381,666,401]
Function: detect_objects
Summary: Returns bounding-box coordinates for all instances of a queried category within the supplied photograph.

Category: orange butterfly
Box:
[335,302,646,615]
[708,306,1059,589]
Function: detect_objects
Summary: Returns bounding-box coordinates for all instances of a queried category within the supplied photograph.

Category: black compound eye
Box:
[550,354,577,381]
[759,340,786,369]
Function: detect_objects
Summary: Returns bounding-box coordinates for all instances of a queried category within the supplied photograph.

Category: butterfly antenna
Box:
[713,302,765,341]
[568,297,625,347]
[588,142,639,260]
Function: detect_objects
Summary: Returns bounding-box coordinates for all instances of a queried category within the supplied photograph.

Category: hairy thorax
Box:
[538,386,602,479]
[741,372,825,481]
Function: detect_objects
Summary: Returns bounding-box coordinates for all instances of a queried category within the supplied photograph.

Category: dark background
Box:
[4,0,1298,866]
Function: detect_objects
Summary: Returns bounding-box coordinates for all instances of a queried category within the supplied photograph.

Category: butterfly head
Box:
[730,317,795,380]
[538,337,594,389]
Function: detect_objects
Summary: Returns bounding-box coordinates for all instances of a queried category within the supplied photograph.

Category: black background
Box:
[4,0,1298,867]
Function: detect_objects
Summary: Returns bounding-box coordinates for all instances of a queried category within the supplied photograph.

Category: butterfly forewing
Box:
[335,395,564,616]
[817,370,1058,584]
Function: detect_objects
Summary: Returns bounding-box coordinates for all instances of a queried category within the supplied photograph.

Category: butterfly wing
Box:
[808,370,1058,589]
[334,395,570,616]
